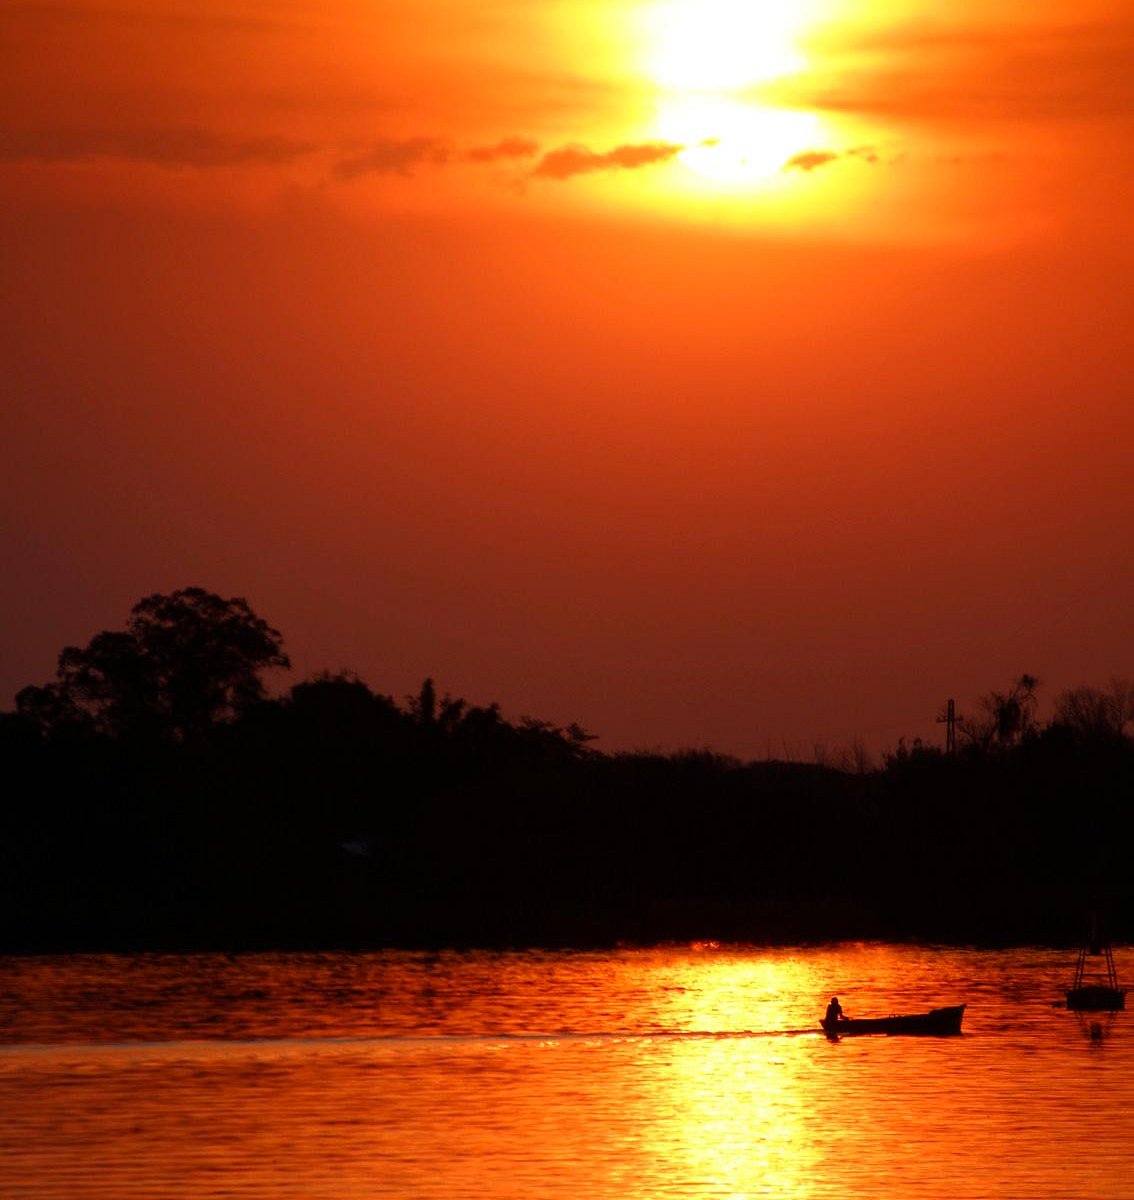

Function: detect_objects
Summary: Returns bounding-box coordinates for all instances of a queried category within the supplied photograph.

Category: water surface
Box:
[3,945,1132,1198]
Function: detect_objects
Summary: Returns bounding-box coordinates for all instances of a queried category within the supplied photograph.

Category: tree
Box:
[1053,679,1134,744]
[17,587,289,741]
[961,673,1040,752]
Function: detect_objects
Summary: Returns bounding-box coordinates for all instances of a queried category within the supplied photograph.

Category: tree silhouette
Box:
[17,587,289,741]
[1051,678,1134,745]
[962,673,1040,751]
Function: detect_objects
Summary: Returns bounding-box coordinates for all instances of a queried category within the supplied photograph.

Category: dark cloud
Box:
[0,125,538,181]
[782,145,886,173]
[333,137,452,179]
[464,137,540,163]
[532,141,684,181]
[0,126,526,178]
[296,134,683,184]
[782,150,839,173]
[0,126,314,167]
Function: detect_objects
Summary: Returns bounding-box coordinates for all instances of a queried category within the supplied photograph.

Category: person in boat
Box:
[825,996,844,1026]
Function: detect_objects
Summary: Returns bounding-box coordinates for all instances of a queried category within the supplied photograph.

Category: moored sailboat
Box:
[1066,913,1125,1012]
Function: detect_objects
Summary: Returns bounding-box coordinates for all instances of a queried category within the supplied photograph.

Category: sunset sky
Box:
[3,0,1132,760]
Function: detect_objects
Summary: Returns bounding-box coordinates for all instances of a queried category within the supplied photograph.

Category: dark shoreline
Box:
[7,668,1134,962]
[2,903,1119,959]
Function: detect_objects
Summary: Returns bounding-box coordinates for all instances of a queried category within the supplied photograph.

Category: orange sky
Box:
[3,0,1133,759]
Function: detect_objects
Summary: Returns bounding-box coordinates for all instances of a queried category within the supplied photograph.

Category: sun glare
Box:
[637,0,832,188]
[658,97,822,183]
[643,0,811,88]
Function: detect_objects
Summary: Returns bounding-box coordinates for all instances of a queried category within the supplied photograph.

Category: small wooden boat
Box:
[1066,914,1125,1012]
[821,1004,965,1038]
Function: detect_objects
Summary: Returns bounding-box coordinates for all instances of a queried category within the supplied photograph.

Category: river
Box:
[2,944,1133,1198]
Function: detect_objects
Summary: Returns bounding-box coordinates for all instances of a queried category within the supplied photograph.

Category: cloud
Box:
[333,137,452,179]
[783,150,839,173]
[464,137,540,164]
[0,126,535,178]
[532,141,684,181]
[324,135,685,185]
[0,126,315,167]
[782,145,884,173]
[0,121,686,190]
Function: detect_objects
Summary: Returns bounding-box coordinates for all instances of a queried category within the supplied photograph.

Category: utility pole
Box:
[936,698,960,754]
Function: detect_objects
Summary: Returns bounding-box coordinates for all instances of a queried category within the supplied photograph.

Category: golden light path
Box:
[639,950,826,1199]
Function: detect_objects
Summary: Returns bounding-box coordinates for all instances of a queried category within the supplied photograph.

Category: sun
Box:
[642,0,813,89]
[658,97,822,184]
[637,0,831,186]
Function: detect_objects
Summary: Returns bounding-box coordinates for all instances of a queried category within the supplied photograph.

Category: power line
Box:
[936,697,963,754]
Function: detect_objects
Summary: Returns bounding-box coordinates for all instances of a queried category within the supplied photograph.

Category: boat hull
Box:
[822,1004,965,1037]
[1066,987,1126,1012]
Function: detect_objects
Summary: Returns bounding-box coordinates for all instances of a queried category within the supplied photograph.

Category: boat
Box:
[1066,913,1126,1012]
[1067,987,1125,1012]
[821,1004,966,1038]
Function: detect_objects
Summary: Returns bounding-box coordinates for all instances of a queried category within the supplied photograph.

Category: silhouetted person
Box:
[825,996,844,1026]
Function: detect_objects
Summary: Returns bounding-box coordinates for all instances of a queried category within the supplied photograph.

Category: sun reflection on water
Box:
[658,1035,820,1199]
[622,947,829,1198]
[8,947,1134,1199]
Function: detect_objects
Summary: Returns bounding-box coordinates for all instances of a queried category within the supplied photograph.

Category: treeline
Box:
[3,590,1133,951]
